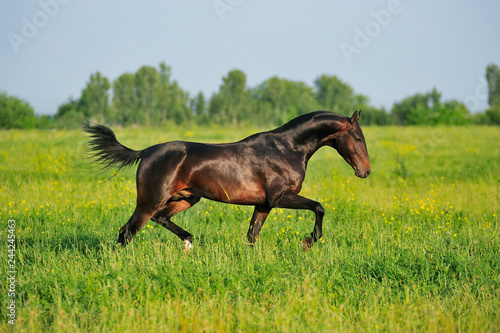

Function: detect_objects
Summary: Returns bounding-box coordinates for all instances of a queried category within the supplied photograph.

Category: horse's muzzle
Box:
[355,168,371,178]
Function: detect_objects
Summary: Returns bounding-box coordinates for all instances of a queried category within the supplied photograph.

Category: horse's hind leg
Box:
[151,195,201,250]
[118,207,156,245]
[247,204,271,245]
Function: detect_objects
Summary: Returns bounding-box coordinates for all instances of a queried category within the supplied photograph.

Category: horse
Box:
[84,110,371,252]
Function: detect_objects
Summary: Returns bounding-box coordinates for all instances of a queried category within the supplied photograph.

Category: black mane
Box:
[274,111,345,134]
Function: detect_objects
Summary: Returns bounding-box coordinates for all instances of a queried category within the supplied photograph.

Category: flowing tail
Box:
[83,123,142,172]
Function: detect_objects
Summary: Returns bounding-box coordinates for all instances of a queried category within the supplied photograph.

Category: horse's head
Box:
[334,110,371,178]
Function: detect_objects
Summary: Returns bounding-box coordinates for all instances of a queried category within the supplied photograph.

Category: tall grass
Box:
[0,125,498,332]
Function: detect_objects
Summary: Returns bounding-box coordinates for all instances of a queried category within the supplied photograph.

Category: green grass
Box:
[0,125,499,332]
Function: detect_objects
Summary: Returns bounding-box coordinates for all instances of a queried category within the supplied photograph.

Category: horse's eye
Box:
[355,137,362,142]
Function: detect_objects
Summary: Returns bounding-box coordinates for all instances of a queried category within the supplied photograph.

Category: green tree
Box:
[391,88,439,125]
[191,91,206,116]
[135,66,159,127]
[392,91,430,125]
[0,91,36,128]
[55,97,85,129]
[208,92,225,124]
[191,91,207,124]
[55,97,80,118]
[80,72,111,123]
[440,99,470,125]
[112,73,137,126]
[283,80,319,118]
[167,81,191,125]
[36,115,55,129]
[485,64,500,125]
[486,64,500,108]
[354,94,392,125]
[485,108,500,125]
[112,62,189,126]
[253,77,319,125]
[261,76,286,115]
[155,62,172,123]
[392,88,470,125]
[253,77,287,125]
[220,69,247,125]
[314,75,355,113]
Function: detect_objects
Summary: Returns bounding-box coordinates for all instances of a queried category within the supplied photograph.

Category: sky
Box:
[1,0,499,115]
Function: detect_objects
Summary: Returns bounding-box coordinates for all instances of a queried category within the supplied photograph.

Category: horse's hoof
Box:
[183,239,193,252]
[302,237,314,252]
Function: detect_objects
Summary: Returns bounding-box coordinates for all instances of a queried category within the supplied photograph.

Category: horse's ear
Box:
[350,110,361,123]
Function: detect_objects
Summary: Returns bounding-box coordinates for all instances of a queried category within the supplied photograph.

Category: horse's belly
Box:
[195,180,266,205]
[188,168,266,205]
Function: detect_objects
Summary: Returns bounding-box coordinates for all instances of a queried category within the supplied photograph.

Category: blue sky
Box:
[1,0,499,115]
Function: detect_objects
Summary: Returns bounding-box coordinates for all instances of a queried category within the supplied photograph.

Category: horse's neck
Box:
[282,115,346,160]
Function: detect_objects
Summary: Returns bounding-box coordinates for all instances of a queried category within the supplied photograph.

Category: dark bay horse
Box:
[84,110,370,251]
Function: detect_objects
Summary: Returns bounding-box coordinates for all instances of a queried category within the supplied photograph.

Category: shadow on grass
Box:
[19,232,117,256]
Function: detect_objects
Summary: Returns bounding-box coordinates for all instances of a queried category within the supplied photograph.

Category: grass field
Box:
[1,125,499,332]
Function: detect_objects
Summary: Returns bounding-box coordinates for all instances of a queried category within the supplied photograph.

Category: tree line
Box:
[1,62,500,129]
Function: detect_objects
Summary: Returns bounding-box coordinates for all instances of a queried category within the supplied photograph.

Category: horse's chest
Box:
[288,170,305,193]
[267,161,306,194]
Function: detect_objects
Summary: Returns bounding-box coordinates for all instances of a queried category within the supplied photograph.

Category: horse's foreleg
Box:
[274,191,325,252]
[247,205,271,245]
[151,196,201,250]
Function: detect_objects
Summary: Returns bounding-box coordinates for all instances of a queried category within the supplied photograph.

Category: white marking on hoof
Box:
[184,240,193,251]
